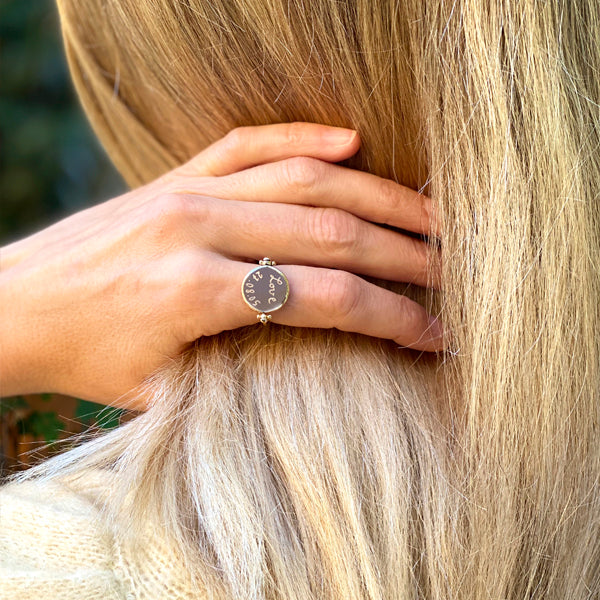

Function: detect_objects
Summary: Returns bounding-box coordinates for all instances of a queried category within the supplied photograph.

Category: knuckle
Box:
[309,207,360,257]
[320,270,362,323]
[408,238,431,283]
[167,250,220,308]
[390,296,423,340]
[172,250,207,296]
[220,126,247,154]
[147,193,191,224]
[400,294,423,324]
[419,194,434,228]
[280,156,322,193]
[377,178,400,213]
[141,195,173,230]
[283,121,307,147]
[143,193,211,237]
[421,196,441,236]
[153,252,207,336]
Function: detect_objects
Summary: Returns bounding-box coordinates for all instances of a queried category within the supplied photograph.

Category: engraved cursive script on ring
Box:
[268,274,283,304]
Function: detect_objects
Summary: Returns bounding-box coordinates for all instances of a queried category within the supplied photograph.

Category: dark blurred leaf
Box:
[97,408,125,430]
[0,396,29,416]
[74,399,104,425]
[18,410,64,442]
[74,399,123,429]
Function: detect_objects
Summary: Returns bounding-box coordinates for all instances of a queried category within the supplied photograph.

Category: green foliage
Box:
[0,397,28,416]
[5,397,124,445]
[18,410,65,443]
[74,400,125,430]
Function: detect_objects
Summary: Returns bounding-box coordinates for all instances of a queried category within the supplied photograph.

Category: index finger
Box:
[175,122,360,178]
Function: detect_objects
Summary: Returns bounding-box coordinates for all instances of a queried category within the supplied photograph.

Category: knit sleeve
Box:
[0,477,128,600]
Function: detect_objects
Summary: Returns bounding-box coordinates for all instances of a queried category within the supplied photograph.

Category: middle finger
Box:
[194,197,442,289]
[176,156,442,238]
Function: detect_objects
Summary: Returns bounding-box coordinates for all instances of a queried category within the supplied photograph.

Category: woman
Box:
[1,0,599,598]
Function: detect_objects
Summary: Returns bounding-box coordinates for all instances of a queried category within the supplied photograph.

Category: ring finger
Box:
[189,258,446,352]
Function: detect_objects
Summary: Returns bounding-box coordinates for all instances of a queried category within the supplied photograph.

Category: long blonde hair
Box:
[14,0,600,597]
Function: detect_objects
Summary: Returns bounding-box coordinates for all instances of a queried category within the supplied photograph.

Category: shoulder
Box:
[0,468,200,599]
[0,470,128,599]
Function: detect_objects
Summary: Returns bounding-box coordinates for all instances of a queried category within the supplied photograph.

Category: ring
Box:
[241,258,290,325]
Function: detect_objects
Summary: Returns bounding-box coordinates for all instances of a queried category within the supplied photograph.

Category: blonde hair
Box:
[14,0,600,597]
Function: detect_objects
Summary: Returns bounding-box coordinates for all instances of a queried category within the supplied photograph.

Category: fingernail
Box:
[326,128,357,146]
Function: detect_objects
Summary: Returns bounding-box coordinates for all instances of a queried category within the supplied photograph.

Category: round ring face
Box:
[242,265,290,313]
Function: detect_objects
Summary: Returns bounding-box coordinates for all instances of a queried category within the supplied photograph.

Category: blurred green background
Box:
[1,0,125,241]
[1,1,129,473]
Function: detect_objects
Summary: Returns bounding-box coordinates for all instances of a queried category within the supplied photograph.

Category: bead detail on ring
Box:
[258,313,272,325]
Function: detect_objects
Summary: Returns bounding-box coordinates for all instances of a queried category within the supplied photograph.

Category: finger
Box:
[272,266,446,352]
[176,156,442,238]
[176,122,360,178]
[187,259,447,352]
[195,197,441,289]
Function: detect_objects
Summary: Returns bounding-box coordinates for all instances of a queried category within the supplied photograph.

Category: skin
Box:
[0,122,445,411]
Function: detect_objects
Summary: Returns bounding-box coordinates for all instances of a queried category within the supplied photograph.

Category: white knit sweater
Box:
[0,470,197,599]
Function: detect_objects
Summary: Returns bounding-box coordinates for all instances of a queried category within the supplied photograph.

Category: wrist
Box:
[0,266,54,398]
[0,235,36,272]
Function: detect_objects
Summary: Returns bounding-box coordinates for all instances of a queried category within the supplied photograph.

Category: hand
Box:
[0,122,445,410]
